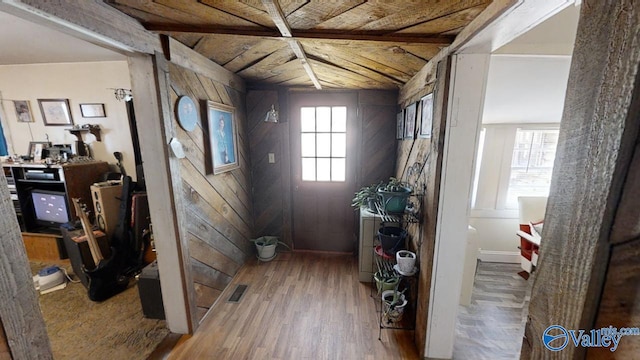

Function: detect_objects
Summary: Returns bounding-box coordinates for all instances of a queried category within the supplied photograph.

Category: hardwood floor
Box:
[453,262,532,360]
[167,252,419,359]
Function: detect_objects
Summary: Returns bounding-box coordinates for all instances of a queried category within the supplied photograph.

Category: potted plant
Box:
[250,236,290,262]
[378,226,407,256]
[351,182,382,212]
[396,250,417,274]
[377,177,412,214]
[382,287,408,324]
[374,259,399,294]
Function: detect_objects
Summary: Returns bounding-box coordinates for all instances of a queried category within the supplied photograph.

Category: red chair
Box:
[516,196,547,276]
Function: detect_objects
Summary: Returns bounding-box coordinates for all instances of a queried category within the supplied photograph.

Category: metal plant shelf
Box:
[373,200,421,224]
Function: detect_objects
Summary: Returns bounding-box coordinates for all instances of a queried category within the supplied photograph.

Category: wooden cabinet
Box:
[3,161,109,260]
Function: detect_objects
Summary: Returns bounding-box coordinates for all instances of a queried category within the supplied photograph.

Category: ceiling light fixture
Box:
[264,104,279,123]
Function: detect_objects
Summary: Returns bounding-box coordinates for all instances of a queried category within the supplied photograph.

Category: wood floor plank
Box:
[168,253,419,359]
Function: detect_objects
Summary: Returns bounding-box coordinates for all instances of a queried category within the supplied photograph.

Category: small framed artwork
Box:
[80,103,106,118]
[205,101,239,174]
[38,99,73,126]
[419,93,434,139]
[404,102,417,139]
[27,141,51,161]
[14,100,34,123]
[396,110,404,140]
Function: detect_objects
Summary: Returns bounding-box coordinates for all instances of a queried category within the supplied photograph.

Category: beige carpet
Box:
[31,262,169,360]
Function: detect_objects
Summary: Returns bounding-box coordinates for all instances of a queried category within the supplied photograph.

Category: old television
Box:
[30,190,70,229]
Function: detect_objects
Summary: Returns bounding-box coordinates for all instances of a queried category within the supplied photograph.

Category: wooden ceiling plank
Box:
[261,0,292,36]
[193,34,264,66]
[262,61,309,84]
[200,0,275,28]
[309,59,389,89]
[302,42,403,86]
[401,44,443,62]
[357,0,490,31]
[276,74,314,87]
[224,38,290,73]
[241,0,307,17]
[261,0,321,89]
[395,4,488,35]
[237,46,297,80]
[286,1,365,30]
[153,0,266,28]
[143,24,454,45]
[313,2,395,30]
[287,39,322,89]
[299,40,413,82]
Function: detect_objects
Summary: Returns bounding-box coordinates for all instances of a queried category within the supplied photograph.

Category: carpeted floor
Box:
[31,262,169,360]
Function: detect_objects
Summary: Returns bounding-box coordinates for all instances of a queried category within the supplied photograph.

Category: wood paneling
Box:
[524,1,640,358]
[0,321,9,360]
[0,172,51,359]
[108,0,492,89]
[168,62,253,320]
[394,57,451,356]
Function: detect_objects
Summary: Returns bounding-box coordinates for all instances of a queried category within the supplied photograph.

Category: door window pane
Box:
[316,107,331,132]
[316,133,331,157]
[332,133,346,157]
[301,107,315,132]
[332,158,346,181]
[302,158,316,181]
[301,134,315,157]
[332,107,347,132]
[317,158,331,181]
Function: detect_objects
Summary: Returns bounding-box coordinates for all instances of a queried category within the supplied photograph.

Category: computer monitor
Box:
[30,190,70,228]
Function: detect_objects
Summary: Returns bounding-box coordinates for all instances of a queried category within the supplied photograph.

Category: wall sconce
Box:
[264,104,278,123]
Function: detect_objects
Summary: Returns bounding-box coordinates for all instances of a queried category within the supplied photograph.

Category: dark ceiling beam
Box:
[260,0,322,89]
[143,24,455,45]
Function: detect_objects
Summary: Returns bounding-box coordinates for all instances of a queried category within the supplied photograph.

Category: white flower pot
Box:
[396,250,416,274]
[381,290,408,324]
[255,243,276,261]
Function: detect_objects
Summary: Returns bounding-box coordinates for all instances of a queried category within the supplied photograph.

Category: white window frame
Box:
[472,123,560,218]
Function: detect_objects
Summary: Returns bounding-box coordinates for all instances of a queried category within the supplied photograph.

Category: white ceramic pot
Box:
[256,243,276,261]
[396,250,416,274]
[381,290,408,324]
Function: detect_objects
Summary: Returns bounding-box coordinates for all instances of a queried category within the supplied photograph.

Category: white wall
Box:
[471,54,569,258]
[483,55,571,124]
[0,61,135,178]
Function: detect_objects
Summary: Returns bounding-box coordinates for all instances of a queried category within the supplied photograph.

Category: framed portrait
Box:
[404,102,417,139]
[205,101,239,174]
[38,99,73,126]
[14,100,34,123]
[396,110,404,140]
[80,103,106,118]
[419,93,434,139]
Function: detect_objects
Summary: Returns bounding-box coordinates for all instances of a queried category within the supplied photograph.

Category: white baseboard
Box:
[478,250,521,263]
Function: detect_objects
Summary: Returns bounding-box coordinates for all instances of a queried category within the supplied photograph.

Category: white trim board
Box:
[478,250,521,263]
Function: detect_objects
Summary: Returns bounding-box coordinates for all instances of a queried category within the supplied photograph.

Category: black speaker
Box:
[138,261,165,320]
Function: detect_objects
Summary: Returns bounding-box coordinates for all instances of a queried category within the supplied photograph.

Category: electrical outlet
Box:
[268,153,275,163]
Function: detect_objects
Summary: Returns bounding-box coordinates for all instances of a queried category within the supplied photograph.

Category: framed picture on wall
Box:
[396,110,404,140]
[13,100,34,123]
[404,102,417,139]
[419,93,434,139]
[80,103,106,118]
[205,101,239,174]
[38,99,73,126]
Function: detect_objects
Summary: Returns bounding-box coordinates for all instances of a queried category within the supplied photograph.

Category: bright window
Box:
[300,106,347,182]
[505,129,559,208]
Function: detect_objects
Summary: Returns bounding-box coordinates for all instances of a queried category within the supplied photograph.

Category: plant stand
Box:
[372,245,419,340]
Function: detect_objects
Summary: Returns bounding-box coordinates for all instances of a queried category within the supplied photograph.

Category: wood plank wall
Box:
[0,321,10,360]
[524,0,640,357]
[396,58,451,356]
[247,89,397,249]
[167,63,253,320]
